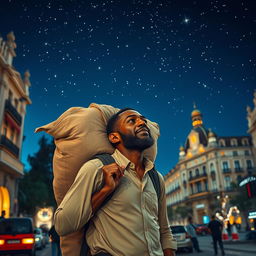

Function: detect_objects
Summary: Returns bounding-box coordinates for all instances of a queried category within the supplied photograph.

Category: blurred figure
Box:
[49,225,62,256]
[208,215,225,256]
[186,216,202,253]
[0,210,6,219]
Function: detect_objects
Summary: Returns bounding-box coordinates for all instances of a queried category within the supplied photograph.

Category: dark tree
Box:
[18,136,56,215]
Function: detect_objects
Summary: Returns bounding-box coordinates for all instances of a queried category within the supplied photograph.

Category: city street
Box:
[178,235,256,256]
[35,234,256,256]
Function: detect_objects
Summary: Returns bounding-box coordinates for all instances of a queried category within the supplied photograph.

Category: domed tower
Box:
[208,129,217,147]
[182,105,212,159]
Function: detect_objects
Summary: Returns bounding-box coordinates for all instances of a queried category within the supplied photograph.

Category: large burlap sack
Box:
[35,103,160,256]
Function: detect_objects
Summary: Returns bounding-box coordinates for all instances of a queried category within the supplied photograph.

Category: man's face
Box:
[114,110,154,151]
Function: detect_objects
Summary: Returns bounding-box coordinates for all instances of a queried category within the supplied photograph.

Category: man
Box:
[186,216,202,253]
[208,215,225,256]
[54,108,177,256]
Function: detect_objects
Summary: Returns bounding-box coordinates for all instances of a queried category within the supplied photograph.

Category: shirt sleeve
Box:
[158,173,177,251]
[54,159,103,236]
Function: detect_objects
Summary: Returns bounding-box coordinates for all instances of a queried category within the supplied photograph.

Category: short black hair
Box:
[106,108,134,135]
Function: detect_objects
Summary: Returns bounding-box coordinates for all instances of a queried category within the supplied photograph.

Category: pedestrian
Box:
[0,210,6,219]
[208,215,225,256]
[186,216,202,253]
[54,108,177,256]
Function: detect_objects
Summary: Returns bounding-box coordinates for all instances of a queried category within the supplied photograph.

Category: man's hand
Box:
[91,163,125,214]
[102,163,126,192]
[163,248,176,256]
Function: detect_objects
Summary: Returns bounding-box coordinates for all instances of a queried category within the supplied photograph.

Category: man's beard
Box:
[119,131,154,151]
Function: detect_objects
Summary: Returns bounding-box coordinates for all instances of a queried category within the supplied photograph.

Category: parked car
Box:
[195,224,211,235]
[34,228,46,250]
[170,225,193,253]
[0,217,36,256]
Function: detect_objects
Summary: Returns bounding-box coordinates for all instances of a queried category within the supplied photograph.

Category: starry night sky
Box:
[0,0,255,175]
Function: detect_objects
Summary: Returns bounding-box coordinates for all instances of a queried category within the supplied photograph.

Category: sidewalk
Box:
[223,232,256,254]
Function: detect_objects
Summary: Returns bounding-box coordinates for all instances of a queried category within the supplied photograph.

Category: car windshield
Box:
[171,226,186,233]
[0,218,32,235]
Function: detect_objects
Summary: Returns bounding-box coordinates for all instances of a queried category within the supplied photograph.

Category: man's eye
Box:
[128,119,135,123]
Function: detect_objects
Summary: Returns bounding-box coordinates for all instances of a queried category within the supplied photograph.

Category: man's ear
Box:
[108,132,121,144]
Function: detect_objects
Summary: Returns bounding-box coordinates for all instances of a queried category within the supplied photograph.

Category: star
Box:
[183,17,190,24]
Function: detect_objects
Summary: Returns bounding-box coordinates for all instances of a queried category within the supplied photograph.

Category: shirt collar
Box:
[112,149,155,172]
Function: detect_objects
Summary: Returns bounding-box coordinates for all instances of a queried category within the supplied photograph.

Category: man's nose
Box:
[137,118,146,126]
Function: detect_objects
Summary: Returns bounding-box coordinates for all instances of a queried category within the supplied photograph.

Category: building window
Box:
[189,171,192,179]
[205,180,208,191]
[222,161,229,172]
[225,176,231,189]
[203,166,207,175]
[245,150,250,156]
[195,168,199,176]
[234,160,241,171]
[10,128,15,142]
[3,127,7,136]
[219,139,225,147]
[196,181,202,193]
[233,151,238,156]
[231,139,238,146]
[242,138,249,146]
[212,179,217,191]
[190,184,194,194]
[246,160,252,170]
[210,163,215,172]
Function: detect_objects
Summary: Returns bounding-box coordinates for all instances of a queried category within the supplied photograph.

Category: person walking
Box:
[208,215,225,256]
[186,216,202,253]
[49,225,62,256]
[54,108,177,256]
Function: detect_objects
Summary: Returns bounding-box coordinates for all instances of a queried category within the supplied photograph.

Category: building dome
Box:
[191,109,202,118]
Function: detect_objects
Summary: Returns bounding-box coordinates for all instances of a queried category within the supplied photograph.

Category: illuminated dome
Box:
[191,109,202,118]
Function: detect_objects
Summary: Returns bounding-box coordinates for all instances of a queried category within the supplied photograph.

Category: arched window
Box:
[219,139,225,147]
[242,138,249,146]
[203,166,207,175]
[195,168,199,176]
[231,138,238,146]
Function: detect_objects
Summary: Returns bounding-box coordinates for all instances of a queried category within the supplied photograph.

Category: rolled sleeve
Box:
[54,160,103,236]
[158,173,177,251]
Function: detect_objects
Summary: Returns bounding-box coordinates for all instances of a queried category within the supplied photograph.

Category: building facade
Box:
[0,32,31,217]
[165,106,255,224]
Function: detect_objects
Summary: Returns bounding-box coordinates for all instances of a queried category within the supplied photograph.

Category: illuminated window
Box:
[219,139,225,147]
[231,139,238,146]
[242,138,249,146]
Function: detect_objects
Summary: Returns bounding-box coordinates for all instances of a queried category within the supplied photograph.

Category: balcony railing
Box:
[5,99,22,125]
[189,173,207,181]
[0,135,19,157]
[222,168,231,174]
[235,168,243,173]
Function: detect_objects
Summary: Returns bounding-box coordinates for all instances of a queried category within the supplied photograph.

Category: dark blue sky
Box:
[1,0,255,175]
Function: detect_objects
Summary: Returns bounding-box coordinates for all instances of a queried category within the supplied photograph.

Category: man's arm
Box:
[157,173,177,255]
[54,160,103,236]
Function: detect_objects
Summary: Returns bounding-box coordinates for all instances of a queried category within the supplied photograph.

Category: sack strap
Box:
[148,167,161,200]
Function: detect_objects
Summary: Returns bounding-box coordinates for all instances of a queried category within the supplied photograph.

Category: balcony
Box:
[235,168,243,173]
[222,168,231,174]
[5,99,22,125]
[166,186,181,196]
[189,173,207,182]
[0,135,19,157]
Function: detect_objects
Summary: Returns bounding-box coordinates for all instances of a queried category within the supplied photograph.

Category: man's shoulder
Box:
[79,158,104,175]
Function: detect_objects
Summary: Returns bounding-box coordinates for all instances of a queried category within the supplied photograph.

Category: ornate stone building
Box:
[164,106,255,224]
[0,32,31,217]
